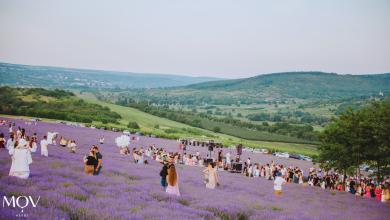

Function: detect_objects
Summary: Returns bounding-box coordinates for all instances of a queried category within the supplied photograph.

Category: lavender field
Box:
[0,117,389,220]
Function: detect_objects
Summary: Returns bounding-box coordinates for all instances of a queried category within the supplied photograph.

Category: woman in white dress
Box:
[174,155,178,164]
[9,139,33,179]
[247,164,253,177]
[254,165,260,177]
[203,162,219,189]
[298,172,303,185]
[6,134,15,150]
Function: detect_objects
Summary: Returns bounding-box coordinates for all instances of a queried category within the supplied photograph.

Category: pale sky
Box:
[0,0,389,79]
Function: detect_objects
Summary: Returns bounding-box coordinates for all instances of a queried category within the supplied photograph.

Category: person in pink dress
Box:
[375,186,382,201]
[365,185,372,198]
[166,166,180,196]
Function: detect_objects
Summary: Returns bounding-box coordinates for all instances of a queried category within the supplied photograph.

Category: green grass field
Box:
[74,97,322,155]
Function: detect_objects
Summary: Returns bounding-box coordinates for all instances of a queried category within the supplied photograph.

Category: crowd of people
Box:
[1,119,389,202]
[128,142,390,201]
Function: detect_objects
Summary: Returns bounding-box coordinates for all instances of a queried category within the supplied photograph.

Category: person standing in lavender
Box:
[94,147,103,175]
[274,172,287,196]
[160,156,174,188]
[40,136,49,157]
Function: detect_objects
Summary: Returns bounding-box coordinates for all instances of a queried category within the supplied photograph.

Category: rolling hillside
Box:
[186,71,390,99]
[0,62,224,89]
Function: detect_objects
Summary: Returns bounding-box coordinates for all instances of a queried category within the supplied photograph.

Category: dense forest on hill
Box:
[0,87,121,123]
[185,72,390,99]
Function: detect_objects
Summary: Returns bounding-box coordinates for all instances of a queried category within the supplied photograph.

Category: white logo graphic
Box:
[3,196,40,213]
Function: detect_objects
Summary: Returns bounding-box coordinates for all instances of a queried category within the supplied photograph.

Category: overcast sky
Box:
[0,0,389,79]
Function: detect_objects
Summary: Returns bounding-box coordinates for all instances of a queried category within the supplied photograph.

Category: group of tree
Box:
[316,101,390,187]
[0,87,121,124]
[118,99,319,142]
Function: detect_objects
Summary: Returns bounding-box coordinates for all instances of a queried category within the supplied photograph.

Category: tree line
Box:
[316,101,390,185]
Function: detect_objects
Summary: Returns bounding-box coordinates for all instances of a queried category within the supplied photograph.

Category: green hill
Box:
[186,71,390,99]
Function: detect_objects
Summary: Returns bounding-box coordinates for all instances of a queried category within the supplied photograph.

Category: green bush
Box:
[127,121,140,129]
[212,126,221,133]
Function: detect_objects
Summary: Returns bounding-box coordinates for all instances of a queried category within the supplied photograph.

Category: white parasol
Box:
[116,135,130,149]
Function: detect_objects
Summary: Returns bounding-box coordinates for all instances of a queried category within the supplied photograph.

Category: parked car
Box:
[17,117,24,120]
[30,118,36,121]
[123,130,130,134]
[260,149,268,154]
[275,152,289,158]
[230,145,236,149]
[244,147,253,152]
[100,127,106,130]
[74,123,80,126]
[66,122,72,125]
[112,128,118,132]
[359,165,369,171]
[253,149,261,154]
[298,155,305,160]
[56,120,61,123]
[368,168,378,173]
[288,153,300,160]
[304,156,313,162]
[80,124,85,127]
[36,118,42,121]
[91,125,96,129]
[151,135,156,138]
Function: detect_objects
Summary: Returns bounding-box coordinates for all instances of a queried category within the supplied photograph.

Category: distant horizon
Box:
[1,61,389,80]
[0,0,389,79]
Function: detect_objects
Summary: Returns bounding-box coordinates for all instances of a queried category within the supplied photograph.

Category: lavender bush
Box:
[0,117,388,220]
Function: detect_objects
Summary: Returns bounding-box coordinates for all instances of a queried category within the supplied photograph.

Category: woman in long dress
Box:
[265,165,270,180]
[166,166,180,196]
[6,134,15,150]
[137,152,143,164]
[9,139,33,179]
[298,172,303,185]
[254,165,260,177]
[203,162,219,189]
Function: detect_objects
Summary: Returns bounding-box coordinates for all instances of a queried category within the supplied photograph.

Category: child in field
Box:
[70,141,76,153]
[53,134,57,146]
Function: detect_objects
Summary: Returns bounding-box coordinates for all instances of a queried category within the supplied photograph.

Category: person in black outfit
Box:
[314,175,320,187]
[218,150,222,163]
[288,170,294,183]
[350,179,356,194]
[160,155,174,188]
[83,151,97,176]
[326,175,331,189]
